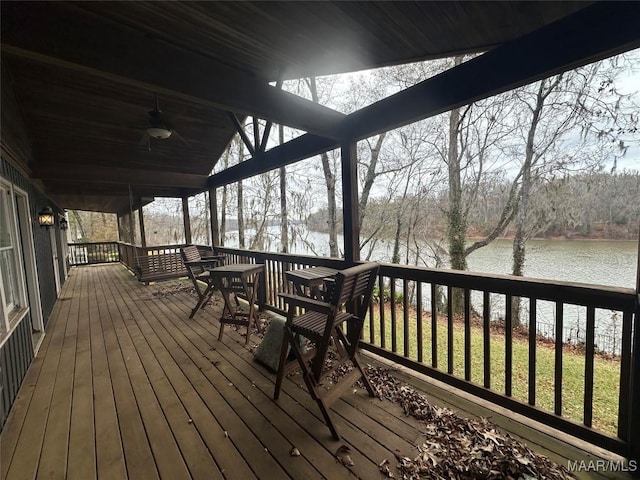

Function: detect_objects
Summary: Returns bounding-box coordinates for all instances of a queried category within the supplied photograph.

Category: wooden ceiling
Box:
[1,1,636,214]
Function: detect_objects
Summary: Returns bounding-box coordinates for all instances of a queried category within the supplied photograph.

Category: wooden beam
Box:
[44,182,201,201]
[208,1,640,187]
[227,112,255,157]
[208,134,336,187]
[341,1,640,140]
[0,2,345,139]
[341,142,360,264]
[32,165,208,189]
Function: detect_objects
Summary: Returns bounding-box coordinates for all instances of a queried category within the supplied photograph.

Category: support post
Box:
[209,187,219,248]
[341,141,360,264]
[138,202,146,247]
[630,302,640,475]
[630,231,640,475]
[182,197,192,244]
[128,211,135,245]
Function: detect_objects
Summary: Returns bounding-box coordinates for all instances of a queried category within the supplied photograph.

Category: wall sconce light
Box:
[38,206,55,228]
[59,216,68,231]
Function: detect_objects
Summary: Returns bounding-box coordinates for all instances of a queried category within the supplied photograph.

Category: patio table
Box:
[209,263,264,344]
[285,266,339,299]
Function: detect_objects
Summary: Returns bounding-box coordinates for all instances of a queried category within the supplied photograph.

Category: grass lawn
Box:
[363,306,622,436]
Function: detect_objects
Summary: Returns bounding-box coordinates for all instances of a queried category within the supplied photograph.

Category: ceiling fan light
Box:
[147,127,172,139]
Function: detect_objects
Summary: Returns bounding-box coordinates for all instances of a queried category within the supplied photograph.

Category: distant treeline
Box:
[308,171,640,240]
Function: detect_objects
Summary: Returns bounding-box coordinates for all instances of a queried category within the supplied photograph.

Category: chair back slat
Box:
[331,263,379,315]
[181,245,201,263]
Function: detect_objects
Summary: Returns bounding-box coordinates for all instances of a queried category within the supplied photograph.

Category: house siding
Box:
[0,315,34,429]
[1,64,66,430]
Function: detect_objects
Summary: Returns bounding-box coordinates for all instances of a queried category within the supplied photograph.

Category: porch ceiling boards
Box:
[0,1,616,214]
[0,264,629,479]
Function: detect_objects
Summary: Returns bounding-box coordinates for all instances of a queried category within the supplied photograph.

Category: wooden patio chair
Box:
[273,262,380,440]
[180,245,226,318]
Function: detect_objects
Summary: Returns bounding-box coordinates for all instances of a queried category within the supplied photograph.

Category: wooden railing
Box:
[68,242,639,461]
[68,242,120,265]
[214,246,639,462]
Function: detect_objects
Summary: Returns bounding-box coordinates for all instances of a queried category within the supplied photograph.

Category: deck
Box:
[0,264,632,479]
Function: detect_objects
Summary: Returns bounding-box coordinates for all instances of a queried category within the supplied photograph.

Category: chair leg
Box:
[316,396,341,440]
[273,328,293,400]
[189,295,207,319]
[334,326,376,398]
[352,354,376,397]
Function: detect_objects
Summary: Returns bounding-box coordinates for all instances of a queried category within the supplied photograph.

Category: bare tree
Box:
[306,76,340,257]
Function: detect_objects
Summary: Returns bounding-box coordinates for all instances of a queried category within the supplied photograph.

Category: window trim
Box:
[0,179,30,333]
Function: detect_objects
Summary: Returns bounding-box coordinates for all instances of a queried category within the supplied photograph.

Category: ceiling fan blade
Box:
[170,129,190,149]
[138,131,150,146]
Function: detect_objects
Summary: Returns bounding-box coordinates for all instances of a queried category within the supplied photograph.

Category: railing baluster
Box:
[416,282,423,364]
[403,278,410,358]
[368,296,375,343]
[379,275,386,349]
[464,288,471,381]
[447,285,453,375]
[391,278,397,353]
[528,297,537,406]
[584,306,596,428]
[483,291,491,389]
[555,302,564,416]
[431,283,437,369]
[505,294,513,397]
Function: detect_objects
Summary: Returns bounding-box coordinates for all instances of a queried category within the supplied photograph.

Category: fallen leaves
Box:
[363,365,575,480]
[335,445,355,467]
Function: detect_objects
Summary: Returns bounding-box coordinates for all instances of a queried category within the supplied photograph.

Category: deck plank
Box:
[89,266,128,480]
[118,270,335,479]
[37,267,82,479]
[67,266,97,480]
[160,285,411,479]
[100,266,192,480]
[1,264,633,480]
[95,268,160,480]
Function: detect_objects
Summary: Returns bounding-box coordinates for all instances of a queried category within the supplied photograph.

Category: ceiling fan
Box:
[139,93,187,150]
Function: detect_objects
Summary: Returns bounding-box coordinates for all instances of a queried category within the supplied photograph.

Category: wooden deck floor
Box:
[0,264,631,479]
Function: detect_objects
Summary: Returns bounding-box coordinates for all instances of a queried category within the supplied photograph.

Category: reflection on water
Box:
[466,239,637,289]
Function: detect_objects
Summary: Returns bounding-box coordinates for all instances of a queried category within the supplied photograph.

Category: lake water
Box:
[224,229,637,288]
[223,230,638,353]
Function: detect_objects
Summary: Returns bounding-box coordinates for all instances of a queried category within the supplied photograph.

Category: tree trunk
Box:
[359,133,387,231]
[72,210,86,240]
[308,76,339,257]
[392,216,401,264]
[445,57,466,315]
[512,79,547,325]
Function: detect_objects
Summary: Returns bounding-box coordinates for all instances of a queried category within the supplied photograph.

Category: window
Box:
[0,181,27,331]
